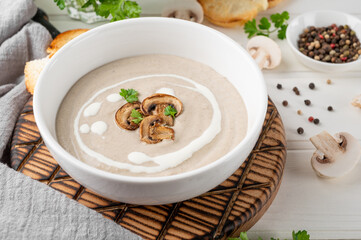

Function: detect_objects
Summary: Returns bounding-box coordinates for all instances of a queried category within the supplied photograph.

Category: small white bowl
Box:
[34,18,267,205]
[286,10,361,72]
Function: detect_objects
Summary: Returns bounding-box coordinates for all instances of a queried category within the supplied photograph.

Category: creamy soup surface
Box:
[56,55,248,177]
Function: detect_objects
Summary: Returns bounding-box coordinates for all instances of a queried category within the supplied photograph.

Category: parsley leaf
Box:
[82,0,141,22]
[119,88,139,103]
[244,11,289,40]
[164,106,177,119]
[131,109,143,124]
[244,19,258,38]
[271,11,290,28]
[292,230,310,240]
[259,17,271,30]
[54,0,66,10]
[277,24,288,40]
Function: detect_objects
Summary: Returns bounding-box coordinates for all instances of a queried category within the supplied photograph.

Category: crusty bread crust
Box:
[47,29,89,57]
[24,57,49,94]
[198,0,268,28]
[268,0,284,8]
[25,29,89,95]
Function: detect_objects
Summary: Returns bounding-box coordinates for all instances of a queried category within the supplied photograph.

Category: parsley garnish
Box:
[130,109,143,124]
[292,230,310,240]
[54,0,141,22]
[119,89,139,103]
[244,11,289,40]
[54,0,66,10]
[164,106,177,119]
[229,230,310,240]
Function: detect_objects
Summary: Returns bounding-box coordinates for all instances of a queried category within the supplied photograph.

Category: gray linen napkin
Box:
[0,0,142,239]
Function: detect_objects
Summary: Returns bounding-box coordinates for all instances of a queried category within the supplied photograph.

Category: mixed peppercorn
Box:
[277,80,336,135]
[298,24,361,63]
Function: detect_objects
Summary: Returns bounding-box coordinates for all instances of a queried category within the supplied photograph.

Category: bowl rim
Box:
[34,17,267,184]
[286,10,361,67]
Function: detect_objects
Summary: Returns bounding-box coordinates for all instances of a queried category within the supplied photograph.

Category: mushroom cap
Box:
[246,36,281,69]
[139,115,163,144]
[115,102,141,130]
[161,0,204,23]
[311,132,361,178]
[141,93,183,118]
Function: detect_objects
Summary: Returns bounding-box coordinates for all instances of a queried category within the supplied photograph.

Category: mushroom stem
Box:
[251,48,270,69]
[310,131,344,163]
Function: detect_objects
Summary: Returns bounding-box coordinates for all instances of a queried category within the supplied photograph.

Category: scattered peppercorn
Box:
[282,100,288,107]
[327,79,332,84]
[297,24,361,63]
[297,110,302,115]
[314,118,320,125]
[304,99,311,106]
[308,116,314,122]
[309,82,315,89]
[327,106,333,111]
[293,87,300,95]
[297,127,304,134]
[277,84,282,89]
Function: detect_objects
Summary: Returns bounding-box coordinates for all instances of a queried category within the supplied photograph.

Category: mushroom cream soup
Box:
[56,55,248,177]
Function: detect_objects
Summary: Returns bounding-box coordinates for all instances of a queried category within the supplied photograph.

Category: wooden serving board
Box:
[10,97,286,240]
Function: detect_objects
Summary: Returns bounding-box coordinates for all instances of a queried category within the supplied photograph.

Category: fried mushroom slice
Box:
[150,125,175,141]
[140,116,174,144]
[115,102,141,130]
[141,94,183,126]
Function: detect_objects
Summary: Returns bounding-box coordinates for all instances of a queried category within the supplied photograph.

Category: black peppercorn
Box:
[304,99,311,106]
[314,118,320,125]
[282,100,288,107]
[309,83,315,89]
[297,127,304,134]
[327,106,333,111]
[277,84,282,89]
[293,87,300,95]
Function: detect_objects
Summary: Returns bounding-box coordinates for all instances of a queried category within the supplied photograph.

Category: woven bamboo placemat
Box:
[10,97,286,240]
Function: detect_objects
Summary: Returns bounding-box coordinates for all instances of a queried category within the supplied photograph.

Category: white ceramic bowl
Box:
[34,18,267,205]
[286,10,361,72]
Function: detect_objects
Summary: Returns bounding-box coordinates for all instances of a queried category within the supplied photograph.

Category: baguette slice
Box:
[198,0,268,28]
[47,29,89,57]
[25,28,89,94]
[24,57,49,94]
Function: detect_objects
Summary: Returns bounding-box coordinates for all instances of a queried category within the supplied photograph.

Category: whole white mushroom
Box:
[310,131,361,178]
[247,36,282,70]
[161,0,204,23]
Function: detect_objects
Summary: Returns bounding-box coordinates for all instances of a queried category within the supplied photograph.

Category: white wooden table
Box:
[35,0,361,239]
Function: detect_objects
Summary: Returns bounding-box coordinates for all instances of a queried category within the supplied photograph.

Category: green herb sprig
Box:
[164,106,177,119]
[119,88,139,103]
[131,109,143,124]
[244,11,289,40]
[229,230,310,240]
[53,0,141,22]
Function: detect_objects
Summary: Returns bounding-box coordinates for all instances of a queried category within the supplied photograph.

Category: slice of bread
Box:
[24,57,49,94]
[47,29,89,57]
[25,28,89,94]
[268,0,284,8]
[198,0,268,28]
